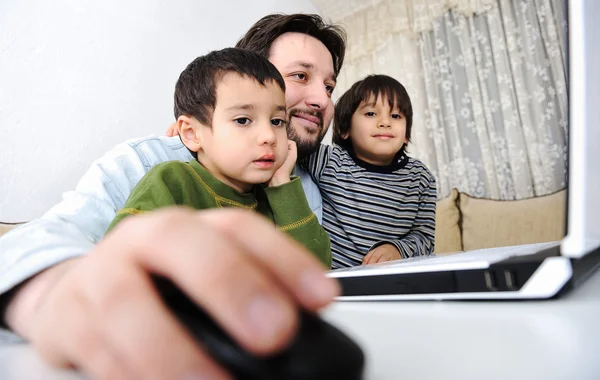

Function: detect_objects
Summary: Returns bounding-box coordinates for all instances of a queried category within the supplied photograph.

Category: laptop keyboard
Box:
[328,241,560,276]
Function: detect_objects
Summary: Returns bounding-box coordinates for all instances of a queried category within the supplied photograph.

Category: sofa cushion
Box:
[434,188,462,254]
[460,190,566,251]
[0,223,22,238]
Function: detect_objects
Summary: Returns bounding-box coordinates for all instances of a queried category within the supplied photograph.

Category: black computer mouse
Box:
[154,277,365,380]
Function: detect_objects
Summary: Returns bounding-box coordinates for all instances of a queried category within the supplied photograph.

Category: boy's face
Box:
[268,32,336,158]
[346,95,408,166]
[187,73,288,192]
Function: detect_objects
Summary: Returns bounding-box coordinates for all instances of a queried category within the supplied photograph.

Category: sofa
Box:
[433,188,566,254]
[0,189,566,254]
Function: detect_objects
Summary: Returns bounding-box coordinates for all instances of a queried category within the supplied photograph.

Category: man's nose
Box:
[304,82,329,111]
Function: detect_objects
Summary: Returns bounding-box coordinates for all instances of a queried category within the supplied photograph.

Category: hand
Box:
[362,244,403,265]
[6,208,339,380]
[165,122,178,137]
[268,140,297,187]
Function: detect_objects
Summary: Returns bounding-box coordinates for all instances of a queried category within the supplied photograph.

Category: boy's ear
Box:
[177,115,204,153]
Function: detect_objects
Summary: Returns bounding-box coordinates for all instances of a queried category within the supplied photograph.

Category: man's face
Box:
[268,32,336,158]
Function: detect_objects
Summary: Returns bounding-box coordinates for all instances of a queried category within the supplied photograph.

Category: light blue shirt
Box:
[0,135,322,295]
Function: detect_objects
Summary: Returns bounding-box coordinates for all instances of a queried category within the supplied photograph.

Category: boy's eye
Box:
[271,118,286,127]
[234,117,251,125]
[392,114,402,119]
[365,112,376,117]
[293,73,307,81]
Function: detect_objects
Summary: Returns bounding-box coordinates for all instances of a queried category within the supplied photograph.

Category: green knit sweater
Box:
[107,160,331,267]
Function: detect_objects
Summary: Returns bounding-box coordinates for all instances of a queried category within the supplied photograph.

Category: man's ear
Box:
[177,115,204,153]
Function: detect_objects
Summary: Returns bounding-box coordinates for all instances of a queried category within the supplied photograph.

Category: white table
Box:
[2,270,600,380]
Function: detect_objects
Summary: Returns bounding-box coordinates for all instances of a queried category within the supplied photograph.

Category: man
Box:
[0,14,346,380]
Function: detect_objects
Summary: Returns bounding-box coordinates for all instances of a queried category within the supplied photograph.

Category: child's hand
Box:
[362,244,402,265]
[268,140,297,187]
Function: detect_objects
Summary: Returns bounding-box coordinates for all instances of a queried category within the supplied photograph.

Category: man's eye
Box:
[234,118,251,125]
[365,112,376,117]
[325,85,334,95]
[271,119,286,127]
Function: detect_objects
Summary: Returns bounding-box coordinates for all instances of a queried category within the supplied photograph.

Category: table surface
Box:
[2,269,600,380]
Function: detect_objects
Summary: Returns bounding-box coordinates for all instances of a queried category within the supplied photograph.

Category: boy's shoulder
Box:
[403,156,436,183]
[144,160,196,181]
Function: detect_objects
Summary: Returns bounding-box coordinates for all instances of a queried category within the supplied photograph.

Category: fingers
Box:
[83,259,230,380]
[194,209,340,310]
[362,250,375,265]
[29,207,339,380]
[363,249,384,265]
[165,122,178,137]
[113,208,338,355]
[372,253,389,264]
[288,140,298,162]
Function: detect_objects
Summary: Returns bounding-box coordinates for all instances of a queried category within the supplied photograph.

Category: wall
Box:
[0,0,321,222]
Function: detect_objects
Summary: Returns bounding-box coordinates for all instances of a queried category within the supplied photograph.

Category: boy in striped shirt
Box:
[299,75,436,269]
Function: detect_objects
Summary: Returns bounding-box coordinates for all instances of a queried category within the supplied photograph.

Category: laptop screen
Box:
[561,0,600,258]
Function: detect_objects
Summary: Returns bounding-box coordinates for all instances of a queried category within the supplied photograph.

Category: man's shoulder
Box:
[145,160,195,180]
[103,135,193,168]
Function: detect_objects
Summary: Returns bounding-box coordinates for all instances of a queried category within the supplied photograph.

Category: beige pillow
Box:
[460,190,566,251]
[434,188,462,254]
[0,223,22,238]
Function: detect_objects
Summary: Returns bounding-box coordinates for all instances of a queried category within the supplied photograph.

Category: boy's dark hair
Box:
[333,75,413,153]
[174,48,286,159]
[174,47,285,125]
[235,14,347,77]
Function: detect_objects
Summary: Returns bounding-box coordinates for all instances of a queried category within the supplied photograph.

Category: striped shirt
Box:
[299,144,437,269]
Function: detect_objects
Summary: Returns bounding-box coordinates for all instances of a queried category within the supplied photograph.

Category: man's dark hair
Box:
[235,14,346,77]
[333,75,413,153]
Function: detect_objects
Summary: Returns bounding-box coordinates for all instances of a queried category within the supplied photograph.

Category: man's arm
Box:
[264,178,332,268]
[0,136,191,323]
[4,208,340,380]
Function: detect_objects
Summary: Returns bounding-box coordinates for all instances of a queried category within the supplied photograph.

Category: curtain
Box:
[313,0,568,200]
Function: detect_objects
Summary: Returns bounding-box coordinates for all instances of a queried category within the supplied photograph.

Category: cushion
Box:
[0,223,21,238]
[434,188,462,254]
[460,190,566,251]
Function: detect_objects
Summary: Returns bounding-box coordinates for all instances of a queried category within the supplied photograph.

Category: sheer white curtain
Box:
[313,0,568,200]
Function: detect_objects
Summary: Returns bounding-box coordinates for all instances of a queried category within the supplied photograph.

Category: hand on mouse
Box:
[6,208,340,380]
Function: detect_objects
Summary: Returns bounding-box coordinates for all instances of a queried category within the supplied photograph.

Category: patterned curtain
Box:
[313,0,568,200]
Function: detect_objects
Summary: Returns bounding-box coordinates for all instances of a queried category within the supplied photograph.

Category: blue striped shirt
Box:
[300,144,437,269]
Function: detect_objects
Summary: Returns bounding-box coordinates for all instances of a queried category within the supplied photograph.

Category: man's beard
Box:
[286,109,327,158]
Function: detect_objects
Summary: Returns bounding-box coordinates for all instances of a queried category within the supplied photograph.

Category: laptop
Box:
[327,0,600,301]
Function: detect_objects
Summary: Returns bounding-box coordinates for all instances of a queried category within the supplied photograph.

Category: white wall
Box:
[0,0,321,222]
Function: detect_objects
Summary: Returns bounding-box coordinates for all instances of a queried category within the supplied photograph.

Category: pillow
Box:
[434,188,462,254]
[0,223,22,238]
[460,190,566,251]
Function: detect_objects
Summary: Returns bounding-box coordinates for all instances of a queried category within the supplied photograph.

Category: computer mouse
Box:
[154,277,365,380]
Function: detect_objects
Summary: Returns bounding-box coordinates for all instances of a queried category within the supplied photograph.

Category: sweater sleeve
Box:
[106,162,187,232]
[370,172,437,258]
[263,177,332,268]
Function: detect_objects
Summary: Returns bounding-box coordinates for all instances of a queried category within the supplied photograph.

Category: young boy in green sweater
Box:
[107,48,331,267]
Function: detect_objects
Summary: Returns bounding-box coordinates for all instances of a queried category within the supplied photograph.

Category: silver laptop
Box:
[328,0,600,301]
